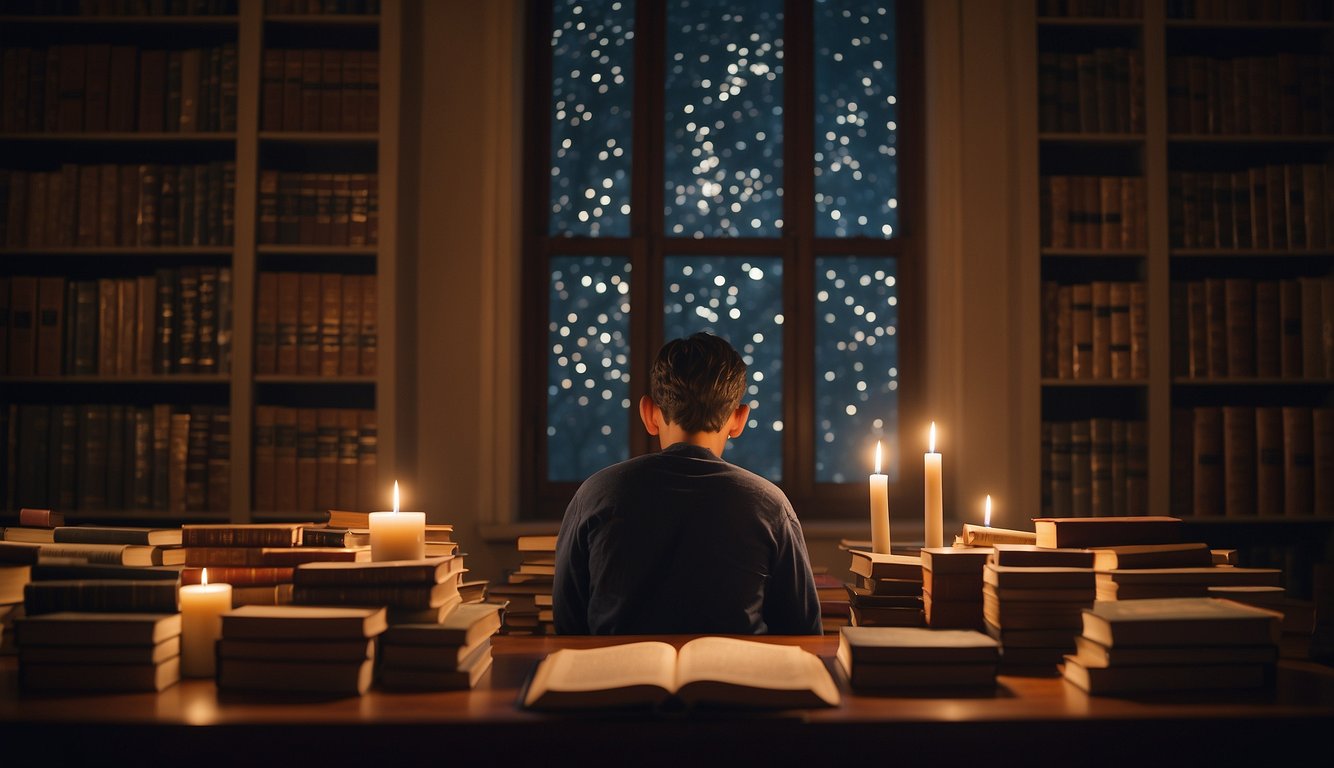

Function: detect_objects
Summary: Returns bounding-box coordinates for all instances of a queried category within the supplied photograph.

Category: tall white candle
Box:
[370,480,425,561]
[924,422,944,549]
[985,494,992,527]
[869,441,891,554]
[180,568,232,678]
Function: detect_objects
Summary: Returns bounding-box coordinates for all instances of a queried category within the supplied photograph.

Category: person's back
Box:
[553,332,822,635]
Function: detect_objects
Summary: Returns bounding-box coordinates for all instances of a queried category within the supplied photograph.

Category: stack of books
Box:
[815,570,850,633]
[291,557,466,626]
[4,512,186,568]
[846,550,925,627]
[1091,542,1282,601]
[377,601,504,691]
[217,605,386,696]
[0,542,37,655]
[15,612,182,693]
[306,511,460,559]
[921,547,991,630]
[1062,597,1282,695]
[493,534,556,635]
[836,626,999,690]
[182,522,317,606]
[984,545,1096,675]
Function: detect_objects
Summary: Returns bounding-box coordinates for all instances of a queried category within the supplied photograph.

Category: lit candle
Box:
[924,422,944,549]
[869,441,891,554]
[959,494,1037,546]
[370,481,425,561]
[180,568,232,678]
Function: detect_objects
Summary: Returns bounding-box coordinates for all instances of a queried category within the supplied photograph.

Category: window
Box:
[523,0,924,520]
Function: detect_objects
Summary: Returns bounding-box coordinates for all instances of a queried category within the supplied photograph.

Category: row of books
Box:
[0,44,239,135]
[255,272,376,377]
[1038,0,1142,17]
[3,403,230,514]
[0,1,236,14]
[1042,418,1149,519]
[260,49,379,133]
[1168,163,1332,251]
[1,162,238,248]
[1037,48,1145,135]
[252,406,376,515]
[257,171,379,246]
[264,0,380,13]
[1167,54,1334,136]
[1170,276,1334,380]
[0,269,233,377]
[1167,0,1333,20]
[1040,175,1146,250]
[1174,405,1334,518]
[1040,281,1148,380]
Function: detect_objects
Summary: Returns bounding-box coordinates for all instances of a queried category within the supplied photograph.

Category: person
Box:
[553,331,822,635]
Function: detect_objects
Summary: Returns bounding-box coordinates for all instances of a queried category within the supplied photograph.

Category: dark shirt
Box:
[553,442,823,635]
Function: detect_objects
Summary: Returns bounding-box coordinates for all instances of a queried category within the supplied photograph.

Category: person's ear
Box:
[727,403,751,439]
[639,395,661,436]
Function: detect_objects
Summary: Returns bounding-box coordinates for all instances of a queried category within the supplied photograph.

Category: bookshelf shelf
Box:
[0,247,234,256]
[0,133,238,143]
[255,245,378,256]
[1038,132,1146,144]
[1041,248,1147,258]
[1036,17,1143,27]
[253,375,377,384]
[1041,378,1147,387]
[258,132,379,144]
[1167,134,1334,145]
[0,15,238,27]
[1172,378,1334,388]
[263,15,381,27]
[0,375,230,384]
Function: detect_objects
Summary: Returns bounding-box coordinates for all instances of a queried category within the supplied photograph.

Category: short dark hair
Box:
[649,332,748,433]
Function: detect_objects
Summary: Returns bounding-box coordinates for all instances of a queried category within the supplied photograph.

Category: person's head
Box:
[639,332,750,451]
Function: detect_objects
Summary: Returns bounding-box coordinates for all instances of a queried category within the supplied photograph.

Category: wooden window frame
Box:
[520,0,926,521]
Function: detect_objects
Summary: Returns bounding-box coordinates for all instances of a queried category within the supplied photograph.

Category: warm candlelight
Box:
[369,480,425,561]
[180,567,232,678]
[924,422,944,549]
[869,441,891,554]
[960,495,1037,546]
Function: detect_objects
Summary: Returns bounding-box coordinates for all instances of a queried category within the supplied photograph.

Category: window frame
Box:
[521,0,926,521]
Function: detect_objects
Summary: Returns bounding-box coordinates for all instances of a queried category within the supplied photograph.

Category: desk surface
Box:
[3,635,1334,767]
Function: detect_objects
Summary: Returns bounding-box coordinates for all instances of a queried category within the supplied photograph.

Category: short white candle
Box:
[924,422,944,549]
[869,441,891,554]
[370,481,425,561]
[180,568,232,678]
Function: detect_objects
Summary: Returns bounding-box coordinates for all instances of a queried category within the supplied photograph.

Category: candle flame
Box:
[201,568,208,586]
[929,422,936,453]
[393,481,399,514]
[874,441,882,474]
[985,495,992,528]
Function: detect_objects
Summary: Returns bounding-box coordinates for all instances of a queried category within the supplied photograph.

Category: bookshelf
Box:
[1018,0,1334,598]
[0,0,400,525]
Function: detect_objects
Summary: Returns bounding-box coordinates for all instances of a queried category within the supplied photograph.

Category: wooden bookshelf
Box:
[0,0,402,524]
[1017,0,1334,598]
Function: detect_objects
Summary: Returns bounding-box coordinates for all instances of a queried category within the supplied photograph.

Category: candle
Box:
[959,494,1037,546]
[180,568,232,678]
[370,481,425,561]
[924,422,944,549]
[869,441,891,554]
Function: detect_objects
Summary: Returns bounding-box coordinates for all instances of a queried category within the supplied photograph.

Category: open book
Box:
[521,636,840,711]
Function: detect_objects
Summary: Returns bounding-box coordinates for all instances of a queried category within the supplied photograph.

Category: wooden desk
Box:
[2,635,1333,767]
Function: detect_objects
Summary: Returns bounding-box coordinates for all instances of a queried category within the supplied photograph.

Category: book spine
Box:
[23,581,179,615]
[1071,284,1092,379]
[297,408,318,512]
[105,405,126,511]
[1283,406,1314,516]
[274,407,299,513]
[337,408,360,511]
[315,408,340,512]
[207,407,231,515]
[1070,419,1091,517]
[1254,281,1280,378]
[1300,277,1323,378]
[356,409,378,512]
[1109,281,1131,380]
[298,273,321,376]
[1193,406,1222,516]
[253,405,277,513]
[151,404,171,511]
[1222,406,1256,517]
[35,276,65,377]
[1255,406,1284,517]
[320,273,342,376]
[181,529,297,549]
[168,411,190,513]
[1315,408,1334,517]
[1279,278,1303,377]
[1224,278,1255,377]
[7,277,37,376]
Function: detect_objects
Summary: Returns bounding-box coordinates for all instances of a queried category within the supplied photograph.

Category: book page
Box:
[675,636,838,705]
[523,641,677,708]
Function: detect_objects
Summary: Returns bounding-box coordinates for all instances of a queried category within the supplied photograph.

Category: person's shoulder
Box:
[721,462,796,517]
[570,452,660,500]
